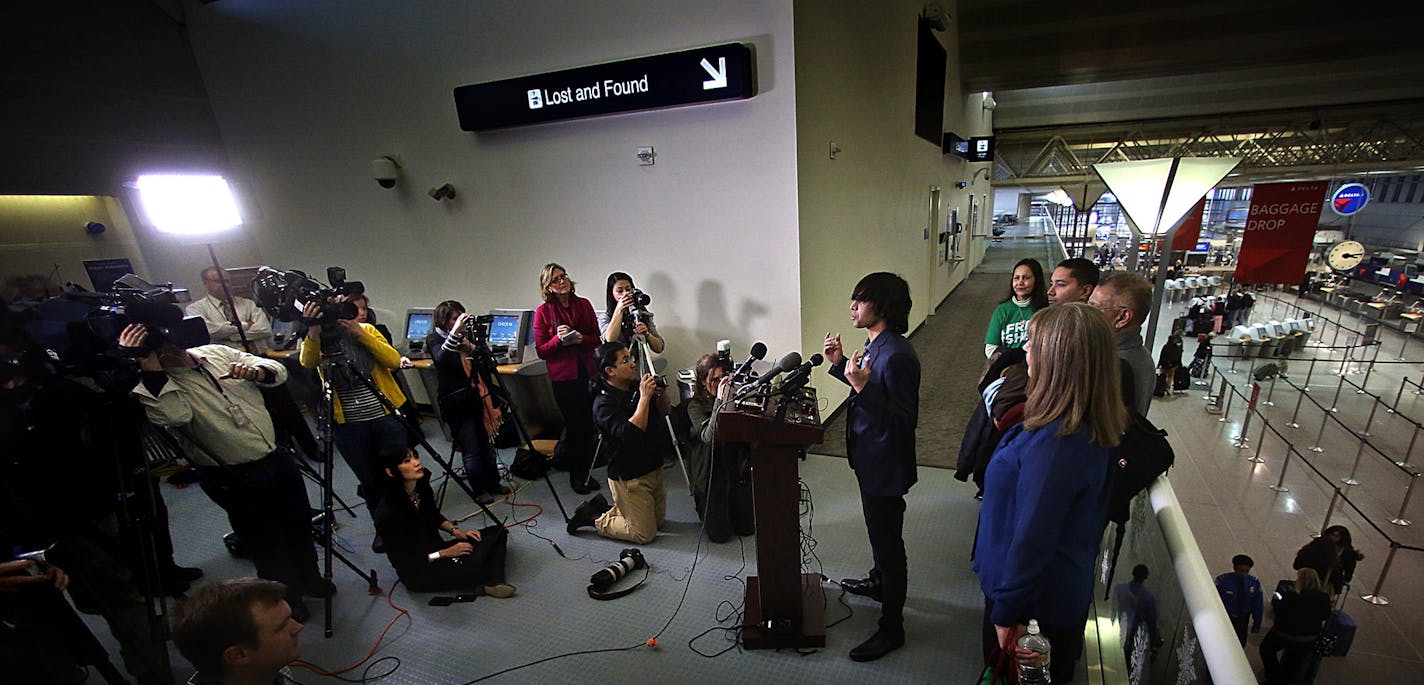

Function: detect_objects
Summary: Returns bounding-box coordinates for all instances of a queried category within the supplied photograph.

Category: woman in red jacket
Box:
[533,263,601,494]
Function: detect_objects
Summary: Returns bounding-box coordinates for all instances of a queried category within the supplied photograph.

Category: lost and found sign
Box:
[454,43,756,131]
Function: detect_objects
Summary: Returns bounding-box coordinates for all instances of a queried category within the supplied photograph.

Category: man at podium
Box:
[824,272,921,663]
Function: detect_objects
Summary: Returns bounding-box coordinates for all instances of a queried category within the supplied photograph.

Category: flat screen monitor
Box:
[404,308,435,342]
[487,308,534,363]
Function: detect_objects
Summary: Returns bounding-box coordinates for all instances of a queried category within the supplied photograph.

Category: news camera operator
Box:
[598,272,665,356]
[684,353,754,543]
[532,263,601,494]
[298,297,410,552]
[565,341,670,544]
[426,300,511,503]
[123,317,325,622]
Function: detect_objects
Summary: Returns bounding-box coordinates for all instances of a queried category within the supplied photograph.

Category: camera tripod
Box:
[466,350,572,523]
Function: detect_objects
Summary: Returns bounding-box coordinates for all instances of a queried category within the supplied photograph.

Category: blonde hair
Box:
[1023,302,1128,447]
[539,262,575,303]
[1296,567,1325,595]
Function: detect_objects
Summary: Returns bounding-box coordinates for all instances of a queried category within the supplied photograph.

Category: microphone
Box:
[777,353,824,394]
[731,341,768,380]
[735,351,801,399]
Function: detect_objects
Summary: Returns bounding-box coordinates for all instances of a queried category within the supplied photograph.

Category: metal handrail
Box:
[1148,477,1256,683]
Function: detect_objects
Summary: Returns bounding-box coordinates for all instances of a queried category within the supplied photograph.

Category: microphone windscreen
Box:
[777,351,802,372]
[807,353,824,367]
[749,341,767,360]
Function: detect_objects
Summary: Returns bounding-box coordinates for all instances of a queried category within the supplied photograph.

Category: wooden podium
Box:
[717,392,825,649]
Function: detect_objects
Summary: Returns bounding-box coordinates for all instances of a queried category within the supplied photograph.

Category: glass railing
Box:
[1086,479,1255,684]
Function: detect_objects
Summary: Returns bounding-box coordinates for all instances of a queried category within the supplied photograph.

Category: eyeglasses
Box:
[550,274,570,284]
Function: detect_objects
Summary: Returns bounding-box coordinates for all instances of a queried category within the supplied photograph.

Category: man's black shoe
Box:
[849,629,904,662]
[840,576,884,602]
[566,494,611,535]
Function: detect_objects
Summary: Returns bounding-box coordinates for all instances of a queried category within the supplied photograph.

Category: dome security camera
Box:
[372,155,400,189]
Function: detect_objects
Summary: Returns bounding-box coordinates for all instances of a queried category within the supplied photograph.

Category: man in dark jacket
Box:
[825,272,921,662]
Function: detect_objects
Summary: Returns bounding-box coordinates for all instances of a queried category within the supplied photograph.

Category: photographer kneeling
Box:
[566,342,670,544]
[123,320,324,621]
[686,354,755,543]
[427,300,510,504]
[298,299,409,553]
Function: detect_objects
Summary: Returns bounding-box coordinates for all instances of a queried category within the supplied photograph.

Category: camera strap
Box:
[586,564,650,601]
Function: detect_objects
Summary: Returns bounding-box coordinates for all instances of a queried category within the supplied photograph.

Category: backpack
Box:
[1108,411,1175,524]
[1102,410,1175,600]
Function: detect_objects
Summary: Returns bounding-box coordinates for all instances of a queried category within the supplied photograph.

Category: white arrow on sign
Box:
[700,57,727,90]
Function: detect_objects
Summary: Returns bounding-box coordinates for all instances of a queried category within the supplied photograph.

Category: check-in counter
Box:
[1230,324,1263,358]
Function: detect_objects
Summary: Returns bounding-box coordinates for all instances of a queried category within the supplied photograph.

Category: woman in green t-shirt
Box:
[983,258,1048,357]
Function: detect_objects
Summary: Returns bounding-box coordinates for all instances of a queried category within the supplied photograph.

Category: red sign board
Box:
[1234,182,1326,285]
[1171,199,1206,251]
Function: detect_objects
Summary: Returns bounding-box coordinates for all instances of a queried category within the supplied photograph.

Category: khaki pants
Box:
[595,468,666,544]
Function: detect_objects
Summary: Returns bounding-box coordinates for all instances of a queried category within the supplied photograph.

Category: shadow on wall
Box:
[641,273,771,372]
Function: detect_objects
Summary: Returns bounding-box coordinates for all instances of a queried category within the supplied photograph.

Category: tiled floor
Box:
[1146,287,1424,682]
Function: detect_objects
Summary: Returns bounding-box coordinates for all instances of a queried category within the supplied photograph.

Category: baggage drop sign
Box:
[1234,182,1327,285]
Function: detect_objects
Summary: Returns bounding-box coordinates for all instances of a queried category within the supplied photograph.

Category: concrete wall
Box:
[0,196,150,291]
[793,0,988,409]
[182,0,802,373]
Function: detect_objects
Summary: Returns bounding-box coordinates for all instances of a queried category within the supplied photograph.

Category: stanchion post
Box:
[1329,374,1345,412]
[1362,342,1380,390]
[1400,424,1421,468]
[1332,319,1342,347]
[1269,447,1293,492]
[1248,422,1268,464]
[1394,377,1407,412]
[1265,373,1278,407]
[1342,441,1366,486]
[1304,358,1317,392]
[1360,543,1399,605]
[1219,386,1235,424]
[1288,385,1306,428]
[1390,473,1418,526]
[1362,399,1380,437]
[1320,488,1340,532]
[1229,348,1239,373]
[1310,407,1329,453]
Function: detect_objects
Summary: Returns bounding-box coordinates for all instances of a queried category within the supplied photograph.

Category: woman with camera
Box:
[372,447,514,597]
[684,353,755,543]
[973,303,1127,683]
[427,300,510,503]
[599,272,664,358]
[532,263,602,494]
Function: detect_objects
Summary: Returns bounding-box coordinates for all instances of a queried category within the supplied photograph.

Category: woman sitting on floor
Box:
[372,447,515,597]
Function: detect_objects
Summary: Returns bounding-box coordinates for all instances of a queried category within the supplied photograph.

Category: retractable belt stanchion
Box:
[1360,543,1400,606]
[1342,441,1366,486]
[1391,473,1419,527]
[1400,425,1421,468]
[1268,447,1294,492]
[1248,421,1268,464]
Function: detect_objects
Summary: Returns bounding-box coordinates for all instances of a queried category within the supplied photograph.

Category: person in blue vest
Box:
[825,272,920,663]
[1214,553,1263,645]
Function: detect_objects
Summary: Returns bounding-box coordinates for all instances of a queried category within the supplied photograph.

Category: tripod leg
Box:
[294,456,357,517]
[484,369,571,521]
[663,415,694,493]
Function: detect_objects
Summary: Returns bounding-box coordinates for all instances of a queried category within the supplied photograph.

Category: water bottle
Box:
[1016,619,1052,683]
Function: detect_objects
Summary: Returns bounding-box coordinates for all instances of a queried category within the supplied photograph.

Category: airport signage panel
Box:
[1234,181,1327,285]
[454,43,756,131]
[967,136,995,162]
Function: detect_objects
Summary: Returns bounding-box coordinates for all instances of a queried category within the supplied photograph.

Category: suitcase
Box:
[1173,370,1191,391]
[1153,372,1168,397]
[1323,610,1356,657]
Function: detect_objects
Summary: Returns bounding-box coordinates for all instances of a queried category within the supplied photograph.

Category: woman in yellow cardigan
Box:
[299,300,409,552]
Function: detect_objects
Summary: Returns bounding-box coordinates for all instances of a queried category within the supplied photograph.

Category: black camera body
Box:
[589,547,647,588]
[460,314,511,373]
[251,266,365,325]
[625,288,652,325]
[83,276,210,356]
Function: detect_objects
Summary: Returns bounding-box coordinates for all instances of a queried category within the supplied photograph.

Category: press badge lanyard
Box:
[195,362,252,428]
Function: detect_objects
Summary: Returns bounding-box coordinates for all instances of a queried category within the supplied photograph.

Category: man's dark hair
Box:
[851,272,912,334]
[172,578,288,678]
[1132,564,1149,581]
[1231,554,1254,568]
[595,341,628,378]
[1056,257,1101,288]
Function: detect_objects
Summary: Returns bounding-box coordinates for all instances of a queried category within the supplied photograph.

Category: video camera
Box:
[625,287,652,324]
[80,274,210,356]
[459,314,510,374]
[251,266,365,326]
